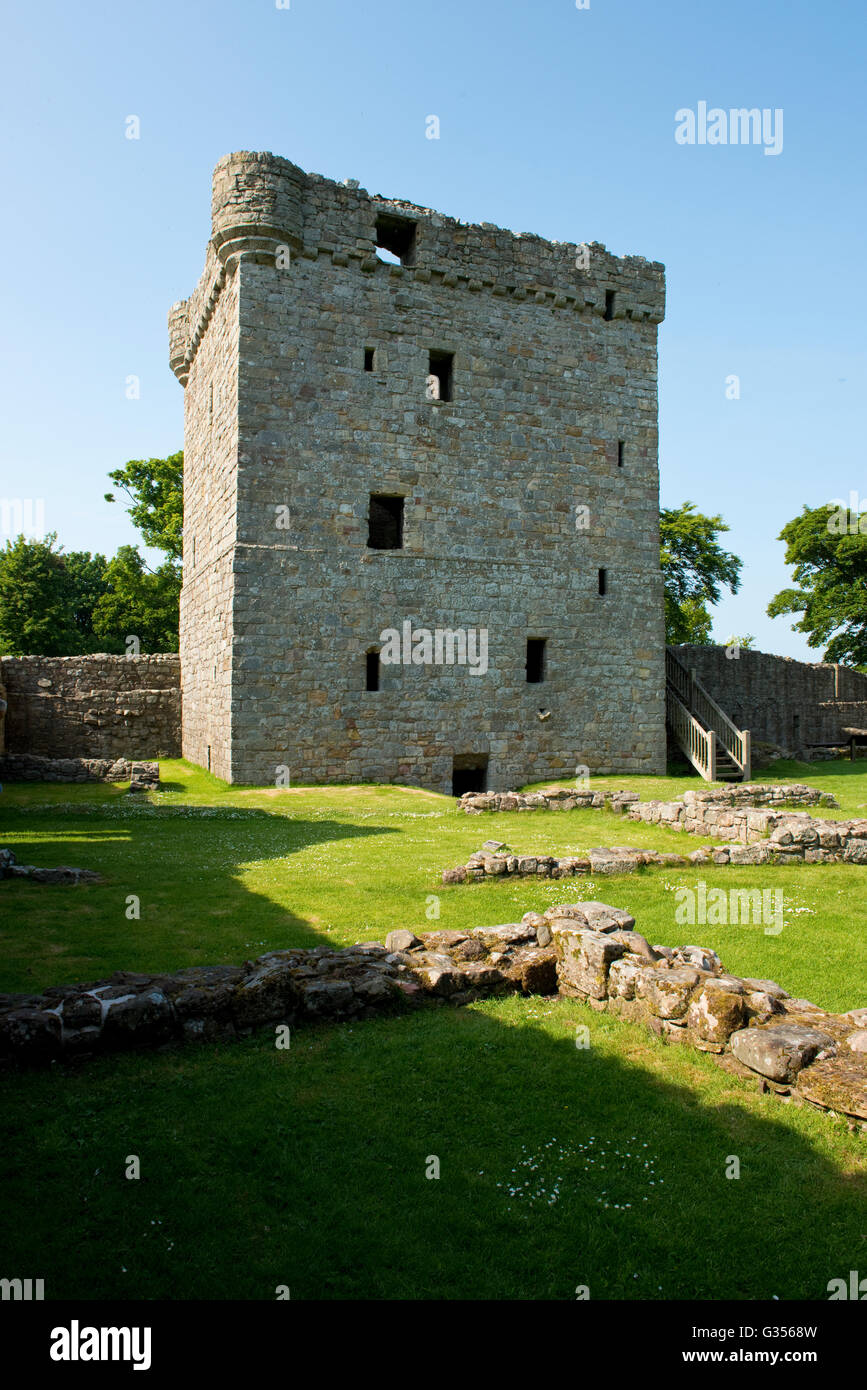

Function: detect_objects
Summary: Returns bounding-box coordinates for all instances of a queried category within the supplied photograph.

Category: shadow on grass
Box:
[0,997,862,1301]
[0,806,400,991]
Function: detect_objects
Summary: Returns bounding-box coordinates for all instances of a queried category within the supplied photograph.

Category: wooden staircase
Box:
[665,648,751,783]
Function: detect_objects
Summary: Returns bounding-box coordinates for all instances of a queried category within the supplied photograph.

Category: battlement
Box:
[169,150,665,384]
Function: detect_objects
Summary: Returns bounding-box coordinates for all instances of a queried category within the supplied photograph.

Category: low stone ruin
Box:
[448,784,864,874]
[1,899,863,1127]
[458,783,836,816]
[621,785,866,864]
[0,755,159,791]
[442,840,690,881]
[0,848,101,886]
[443,816,867,881]
[459,787,635,814]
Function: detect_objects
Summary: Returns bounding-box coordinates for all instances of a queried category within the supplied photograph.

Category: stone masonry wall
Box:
[176,254,240,782]
[816,701,867,745]
[0,656,180,760]
[171,152,668,789]
[1,899,863,1126]
[448,784,866,874]
[457,783,835,815]
[671,645,867,750]
[0,757,159,789]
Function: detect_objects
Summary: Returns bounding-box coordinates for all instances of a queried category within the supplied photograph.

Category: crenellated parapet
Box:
[169,150,665,386]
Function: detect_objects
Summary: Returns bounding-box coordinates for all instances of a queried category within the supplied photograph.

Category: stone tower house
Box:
[169,151,667,790]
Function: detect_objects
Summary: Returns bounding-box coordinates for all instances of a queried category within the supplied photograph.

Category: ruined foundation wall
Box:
[0,656,180,759]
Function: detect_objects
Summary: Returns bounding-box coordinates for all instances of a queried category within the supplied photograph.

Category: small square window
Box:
[368,494,404,550]
[427,350,453,402]
[364,348,375,372]
[526,638,546,684]
[375,213,417,266]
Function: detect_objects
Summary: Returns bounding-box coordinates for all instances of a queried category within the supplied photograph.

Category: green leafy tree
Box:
[0,448,185,655]
[767,503,867,665]
[64,550,114,645]
[660,502,743,644]
[104,451,184,562]
[102,450,183,648]
[92,546,181,653]
[0,534,116,655]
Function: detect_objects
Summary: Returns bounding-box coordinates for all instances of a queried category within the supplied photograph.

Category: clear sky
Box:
[1,0,864,659]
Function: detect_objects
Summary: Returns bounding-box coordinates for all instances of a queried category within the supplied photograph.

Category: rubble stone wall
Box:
[0,756,159,788]
[1,900,863,1126]
[458,782,835,816]
[448,784,865,876]
[0,656,180,760]
[670,645,867,749]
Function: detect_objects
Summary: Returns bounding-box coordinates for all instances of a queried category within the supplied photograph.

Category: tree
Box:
[104,451,184,562]
[64,550,114,646]
[767,503,867,666]
[0,534,117,655]
[92,546,181,653]
[660,502,743,645]
[102,451,183,649]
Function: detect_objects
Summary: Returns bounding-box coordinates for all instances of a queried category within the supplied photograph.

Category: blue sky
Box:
[1,0,864,658]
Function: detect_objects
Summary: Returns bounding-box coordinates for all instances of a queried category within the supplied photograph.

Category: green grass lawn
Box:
[1,758,865,1301]
[1,758,864,1010]
[1,999,865,1301]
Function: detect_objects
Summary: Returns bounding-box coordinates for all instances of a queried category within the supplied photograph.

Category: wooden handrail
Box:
[665,648,751,782]
[667,687,716,780]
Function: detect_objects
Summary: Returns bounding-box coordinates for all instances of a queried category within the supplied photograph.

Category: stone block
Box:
[730,1023,836,1083]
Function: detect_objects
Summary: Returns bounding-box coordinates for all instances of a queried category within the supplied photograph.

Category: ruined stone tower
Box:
[169,151,667,789]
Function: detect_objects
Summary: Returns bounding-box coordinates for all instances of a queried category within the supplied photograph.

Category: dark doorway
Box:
[452,757,488,797]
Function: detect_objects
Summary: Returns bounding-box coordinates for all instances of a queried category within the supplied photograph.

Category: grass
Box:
[0,757,865,1300]
[1,998,865,1301]
[0,758,864,1010]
